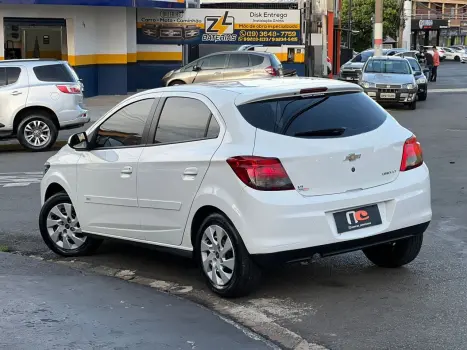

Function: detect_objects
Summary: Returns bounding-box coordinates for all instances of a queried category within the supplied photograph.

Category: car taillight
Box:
[226,156,294,191]
[56,84,81,94]
[265,66,278,76]
[400,136,423,171]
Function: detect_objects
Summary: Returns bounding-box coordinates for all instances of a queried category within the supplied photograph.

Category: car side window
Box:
[249,54,265,66]
[95,99,154,149]
[201,54,227,69]
[0,68,6,86]
[0,67,21,86]
[353,54,362,62]
[154,97,218,144]
[228,54,250,68]
[6,67,21,85]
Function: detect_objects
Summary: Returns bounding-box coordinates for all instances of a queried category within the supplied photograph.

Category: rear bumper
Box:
[236,164,431,255]
[58,107,90,129]
[252,221,430,266]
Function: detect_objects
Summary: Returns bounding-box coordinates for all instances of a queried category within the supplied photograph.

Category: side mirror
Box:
[414,71,422,76]
[193,65,201,72]
[68,132,89,150]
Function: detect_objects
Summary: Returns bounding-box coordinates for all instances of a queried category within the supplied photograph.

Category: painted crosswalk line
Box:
[0,172,43,188]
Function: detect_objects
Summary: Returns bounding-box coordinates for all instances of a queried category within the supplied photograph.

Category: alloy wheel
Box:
[46,203,86,250]
[200,225,236,287]
[24,120,50,147]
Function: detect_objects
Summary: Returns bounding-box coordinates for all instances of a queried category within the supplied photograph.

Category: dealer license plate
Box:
[380,93,396,99]
[333,204,382,234]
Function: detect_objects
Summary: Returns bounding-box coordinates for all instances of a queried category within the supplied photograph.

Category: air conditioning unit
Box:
[5,25,21,42]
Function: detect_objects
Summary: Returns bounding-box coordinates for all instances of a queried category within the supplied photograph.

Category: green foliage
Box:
[341,0,403,52]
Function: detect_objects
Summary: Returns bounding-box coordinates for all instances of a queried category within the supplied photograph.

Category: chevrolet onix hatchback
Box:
[39,78,432,297]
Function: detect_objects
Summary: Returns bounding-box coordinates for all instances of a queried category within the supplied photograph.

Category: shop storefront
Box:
[411,19,449,50]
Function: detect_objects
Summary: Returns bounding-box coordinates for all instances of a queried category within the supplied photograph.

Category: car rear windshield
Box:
[236,92,387,138]
[33,63,75,82]
[364,59,411,74]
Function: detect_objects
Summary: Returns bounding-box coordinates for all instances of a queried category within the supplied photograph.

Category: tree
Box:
[341,0,403,52]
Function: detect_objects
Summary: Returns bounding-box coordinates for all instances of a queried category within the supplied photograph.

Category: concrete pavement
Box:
[0,252,273,350]
[1,62,467,349]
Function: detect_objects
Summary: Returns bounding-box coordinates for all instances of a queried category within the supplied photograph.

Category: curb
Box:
[26,255,328,350]
[0,141,67,153]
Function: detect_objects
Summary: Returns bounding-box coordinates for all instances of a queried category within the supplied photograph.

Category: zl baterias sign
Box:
[137,8,301,45]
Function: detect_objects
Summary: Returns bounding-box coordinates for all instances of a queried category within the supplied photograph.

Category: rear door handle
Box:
[245,69,252,72]
[183,167,198,176]
[121,166,133,175]
[214,72,222,75]
[11,91,22,96]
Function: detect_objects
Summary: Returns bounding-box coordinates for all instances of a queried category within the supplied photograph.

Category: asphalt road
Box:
[1,62,467,349]
[0,252,272,350]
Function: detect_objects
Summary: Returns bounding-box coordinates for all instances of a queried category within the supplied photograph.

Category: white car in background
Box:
[461,49,467,63]
[441,47,462,61]
[423,46,446,61]
[39,78,432,297]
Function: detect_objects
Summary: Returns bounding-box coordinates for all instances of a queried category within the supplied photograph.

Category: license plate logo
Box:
[333,204,382,233]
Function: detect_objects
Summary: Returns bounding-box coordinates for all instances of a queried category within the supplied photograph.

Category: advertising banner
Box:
[137,8,301,45]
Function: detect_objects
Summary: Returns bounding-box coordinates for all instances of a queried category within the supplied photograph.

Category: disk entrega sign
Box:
[412,19,449,30]
[137,8,301,45]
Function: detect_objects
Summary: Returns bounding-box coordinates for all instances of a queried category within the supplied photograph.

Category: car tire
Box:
[169,80,185,86]
[455,56,460,62]
[39,192,102,257]
[17,112,58,152]
[408,100,417,110]
[363,234,423,268]
[195,212,262,298]
[418,91,427,101]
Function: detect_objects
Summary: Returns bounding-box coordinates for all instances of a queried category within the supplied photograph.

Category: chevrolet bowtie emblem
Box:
[344,153,361,162]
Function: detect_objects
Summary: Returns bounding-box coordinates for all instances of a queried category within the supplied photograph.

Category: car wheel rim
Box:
[46,203,86,250]
[24,120,50,147]
[200,225,235,287]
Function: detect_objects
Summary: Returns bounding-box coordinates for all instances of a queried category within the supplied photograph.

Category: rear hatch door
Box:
[237,91,411,197]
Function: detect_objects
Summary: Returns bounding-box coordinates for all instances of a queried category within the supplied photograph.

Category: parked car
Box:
[394,50,425,64]
[461,49,467,63]
[39,78,431,297]
[422,46,446,61]
[161,52,283,86]
[0,59,89,151]
[386,48,409,56]
[441,47,462,61]
[359,56,418,110]
[450,45,465,51]
[339,49,390,83]
[405,57,429,101]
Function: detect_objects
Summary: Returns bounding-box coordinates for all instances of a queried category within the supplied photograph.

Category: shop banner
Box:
[137,8,301,45]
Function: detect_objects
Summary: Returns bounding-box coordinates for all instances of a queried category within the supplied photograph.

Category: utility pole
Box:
[348,0,352,48]
[374,0,383,56]
[304,0,322,77]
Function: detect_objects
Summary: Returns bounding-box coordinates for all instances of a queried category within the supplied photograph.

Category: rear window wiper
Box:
[294,127,347,137]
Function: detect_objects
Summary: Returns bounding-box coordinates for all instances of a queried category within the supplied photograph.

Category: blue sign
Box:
[0,0,185,8]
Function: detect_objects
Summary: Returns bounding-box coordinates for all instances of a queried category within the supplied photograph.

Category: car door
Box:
[0,66,28,130]
[137,92,224,245]
[75,95,159,241]
[223,53,252,81]
[193,54,227,83]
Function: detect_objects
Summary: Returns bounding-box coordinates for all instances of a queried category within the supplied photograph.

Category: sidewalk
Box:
[0,252,271,350]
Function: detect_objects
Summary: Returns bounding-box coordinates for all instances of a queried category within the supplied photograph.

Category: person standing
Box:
[431,46,440,82]
[424,48,433,82]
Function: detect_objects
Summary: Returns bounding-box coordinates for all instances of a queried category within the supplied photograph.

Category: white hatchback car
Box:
[39,78,432,297]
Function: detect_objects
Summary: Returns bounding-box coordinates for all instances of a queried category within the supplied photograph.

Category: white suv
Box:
[39,78,432,297]
[0,59,89,151]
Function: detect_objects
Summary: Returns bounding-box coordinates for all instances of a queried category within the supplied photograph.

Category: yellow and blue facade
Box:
[0,0,185,97]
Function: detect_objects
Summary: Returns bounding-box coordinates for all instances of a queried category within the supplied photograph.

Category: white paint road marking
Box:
[429,88,467,93]
[0,172,43,188]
